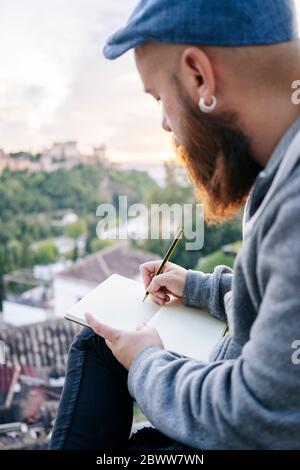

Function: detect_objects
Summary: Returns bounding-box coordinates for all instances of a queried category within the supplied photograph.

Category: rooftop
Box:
[0,318,81,388]
[57,244,159,284]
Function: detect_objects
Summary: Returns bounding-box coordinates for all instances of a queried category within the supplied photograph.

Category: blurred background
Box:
[1,0,299,449]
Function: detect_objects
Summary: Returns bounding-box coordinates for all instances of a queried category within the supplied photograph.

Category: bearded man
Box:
[50,0,300,450]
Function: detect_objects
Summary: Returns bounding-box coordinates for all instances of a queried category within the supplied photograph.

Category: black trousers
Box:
[49,327,192,450]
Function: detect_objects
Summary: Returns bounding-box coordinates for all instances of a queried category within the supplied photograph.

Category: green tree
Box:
[0,246,6,311]
[33,242,59,265]
[7,239,23,269]
[67,220,88,239]
[67,220,88,261]
[199,250,236,273]
[21,236,34,268]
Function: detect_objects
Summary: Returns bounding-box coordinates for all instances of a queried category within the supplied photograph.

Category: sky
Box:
[0,0,300,162]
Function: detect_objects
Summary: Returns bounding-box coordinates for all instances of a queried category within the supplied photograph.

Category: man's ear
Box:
[180,47,216,105]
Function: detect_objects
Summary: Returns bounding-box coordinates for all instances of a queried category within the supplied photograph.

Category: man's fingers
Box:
[140,261,159,287]
[141,271,152,289]
[150,293,169,306]
[149,293,162,305]
[147,273,173,294]
[151,289,167,300]
[140,260,163,274]
[85,313,120,342]
[140,261,172,288]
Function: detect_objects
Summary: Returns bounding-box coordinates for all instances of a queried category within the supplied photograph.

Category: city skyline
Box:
[1,0,300,162]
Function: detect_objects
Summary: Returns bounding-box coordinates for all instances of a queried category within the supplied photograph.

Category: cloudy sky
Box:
[0,0,300,162]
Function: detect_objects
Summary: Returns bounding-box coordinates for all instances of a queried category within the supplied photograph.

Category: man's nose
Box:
[162,115,172,133]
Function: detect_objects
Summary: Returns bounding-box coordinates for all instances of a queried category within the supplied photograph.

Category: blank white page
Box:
[65,274,160,330]
[148,300,225,362]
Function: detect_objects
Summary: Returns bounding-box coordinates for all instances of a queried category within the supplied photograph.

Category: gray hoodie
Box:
[127,117,300,450]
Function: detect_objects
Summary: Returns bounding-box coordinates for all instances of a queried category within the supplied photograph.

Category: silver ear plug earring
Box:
[199,95,217,113]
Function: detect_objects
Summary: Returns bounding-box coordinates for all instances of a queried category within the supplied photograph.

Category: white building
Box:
[1,301,49,327]
[1,244,158,326]
[41,141,109,171]
[41,141,80,170]
[94,145,110,167]
[49,141,79,160]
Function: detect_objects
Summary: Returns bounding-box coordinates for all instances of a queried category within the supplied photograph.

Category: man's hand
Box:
[140,260,188,305]
[85,313,164,369]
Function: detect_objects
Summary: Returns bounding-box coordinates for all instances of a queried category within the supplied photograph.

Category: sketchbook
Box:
[65,274,226,362]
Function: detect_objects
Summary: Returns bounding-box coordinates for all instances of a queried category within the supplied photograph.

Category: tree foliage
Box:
[33,242,59,265]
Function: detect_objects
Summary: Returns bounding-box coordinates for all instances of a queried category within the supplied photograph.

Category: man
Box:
[50,0,300,450]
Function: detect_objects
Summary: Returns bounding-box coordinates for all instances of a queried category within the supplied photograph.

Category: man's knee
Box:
[70,326,112,359]
[70,326,103,353]
[69,326,127,380]
[70,326,94,349]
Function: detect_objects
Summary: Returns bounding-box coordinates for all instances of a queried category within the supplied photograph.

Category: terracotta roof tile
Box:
[0,319,81,388]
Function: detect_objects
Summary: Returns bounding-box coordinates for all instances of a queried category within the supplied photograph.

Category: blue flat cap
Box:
[103,0,298,60]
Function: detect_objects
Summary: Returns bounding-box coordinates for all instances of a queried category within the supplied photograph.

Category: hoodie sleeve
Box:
[128,197,300,450]
[183,265,233,321]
